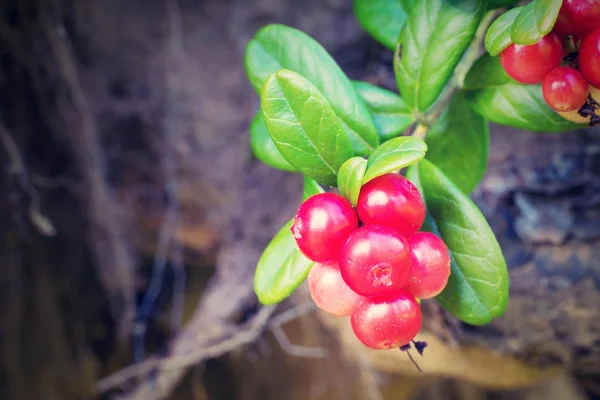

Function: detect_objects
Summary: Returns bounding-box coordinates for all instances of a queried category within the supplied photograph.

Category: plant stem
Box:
[413,9,501,139]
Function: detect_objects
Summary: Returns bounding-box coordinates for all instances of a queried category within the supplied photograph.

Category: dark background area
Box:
[0,0,599,399]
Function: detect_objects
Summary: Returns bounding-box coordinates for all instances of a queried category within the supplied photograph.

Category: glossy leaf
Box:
[485,7,524,56]
[464,54,584,132]
[261,70,354,186]
[337,157,368,206]
[354,0,418,50]
[488,0,520,8]
[353,81,415,142]
[407,160,509,325]
[394,0,487,112]
[426,92,489,194]
[250,112,296,172]
[363,136,427,183]
[303,177,325,201]
[245,24,379,156]
[510,0,562,45]
[254,219,314,305]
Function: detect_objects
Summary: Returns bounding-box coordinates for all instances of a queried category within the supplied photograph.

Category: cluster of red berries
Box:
[291,173,451,350]
[499,0,600,124]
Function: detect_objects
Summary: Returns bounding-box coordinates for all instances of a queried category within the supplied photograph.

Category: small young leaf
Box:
[488,0,520,8]
[261,70,354,186]
[510,0,562,45]
[426,92,488,195]
[303,177,325,201]
[250,112,297,172]
[353,0,418,50]
[337,157,368,206]
[363,136,427,183]
[245,24,379,156]
[407,160,509,325]
[464,55,584,132]
[485,7,524,56]
[353,81,415,142]
[394,0,488,112]
[254,219,314,305]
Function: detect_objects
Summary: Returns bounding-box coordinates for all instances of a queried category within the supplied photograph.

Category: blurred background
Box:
[0,0,599,399]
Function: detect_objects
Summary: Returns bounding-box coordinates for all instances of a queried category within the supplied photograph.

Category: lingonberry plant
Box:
[247,0,598,353]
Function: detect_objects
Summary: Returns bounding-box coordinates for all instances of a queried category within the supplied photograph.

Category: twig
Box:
[96,305,276,393]
[0,121,56,236]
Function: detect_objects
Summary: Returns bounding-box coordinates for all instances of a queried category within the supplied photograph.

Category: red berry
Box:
[351,289,422,350]
[579,26,600,89]
[307,262,361,316]
[339,225,411,297]
[542,66,590,111]
[405,232,451,299]
[554,0,600,39]
[499,33,564,84]
[356,173,425,237]
[291,193,358,262]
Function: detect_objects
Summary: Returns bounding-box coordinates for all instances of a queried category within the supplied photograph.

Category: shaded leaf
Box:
[250,112,296,172]
[303,177,325,201]
[353,0,418,50]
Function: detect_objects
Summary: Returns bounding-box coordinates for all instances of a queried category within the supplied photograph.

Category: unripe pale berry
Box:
[351,289,422,350]
[339,225,411,297]
[307,262,361,316]
[291,192,358,263]
[356,173,425,237]
[499,33,563,84]
[405,232,451,299]
[542,66,589,112]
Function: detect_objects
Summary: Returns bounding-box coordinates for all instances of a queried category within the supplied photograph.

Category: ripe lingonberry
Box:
[291,193,358,263]
[356,173,425,237]
[339,225,411,297]
[405,232,451,299]
[553,0,600,39]
[579,26,600,89]
[307,262,361,316]
[542,66,590,112]
[499,33,563,84]
[351,289,422,350]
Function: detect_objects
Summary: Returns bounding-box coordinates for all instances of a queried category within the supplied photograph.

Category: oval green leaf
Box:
[394,0,487,112]
[363,136,427,183]
[488,0,520,8]
[303,177,325,201]
[353,81,415,142]
[485,7,524,56]
[426,92,489,195]
[245,24,379,156]
[353,0,418,50]
[464,54,585,132]
[510,0,562,45]
[250,112,297,172]
[254,219,314,305]
[406,160,509,325]
[261,70,354,186]
[338,157,368,206]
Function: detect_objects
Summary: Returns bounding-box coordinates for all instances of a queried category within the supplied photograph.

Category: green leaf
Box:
[488,0,520,8]
[261,70,354,186]
[363,136,427,183]
[464,54,585,132]
[337,157,368,206]
[353,0,418,50]
[303,177,325,201]
[353,81,415,142]
[394,0,488,112]
[254,220,314,305]
[245,24,379,156]
[250,112,297,172]
[407,160,509,325]
[510,0,562,45]
[484,7,524,56]
[426,92,488,195]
